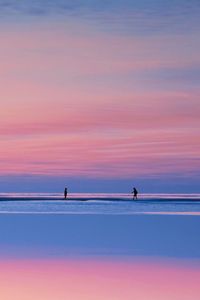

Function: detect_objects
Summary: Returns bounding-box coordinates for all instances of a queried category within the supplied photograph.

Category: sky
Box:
[0,0,200,192]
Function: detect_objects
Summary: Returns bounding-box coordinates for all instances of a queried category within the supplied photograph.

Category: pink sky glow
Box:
[0,22,199,179]
[0,259,199,300]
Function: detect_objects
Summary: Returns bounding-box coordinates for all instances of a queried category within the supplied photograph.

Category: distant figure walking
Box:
[64,187,68,199]
[132,187,138,200]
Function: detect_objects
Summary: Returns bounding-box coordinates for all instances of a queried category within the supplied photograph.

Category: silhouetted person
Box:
[64,187,68,199]
[132,187,138,200]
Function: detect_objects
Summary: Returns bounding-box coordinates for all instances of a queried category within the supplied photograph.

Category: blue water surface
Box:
[0,193,200,215]
[0,193,199,262]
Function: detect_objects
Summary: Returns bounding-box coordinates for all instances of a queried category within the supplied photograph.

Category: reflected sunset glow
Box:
[0,259,199,300]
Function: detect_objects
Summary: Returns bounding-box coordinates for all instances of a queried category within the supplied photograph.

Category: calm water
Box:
[0,193,200,215]
[0,193,200,264]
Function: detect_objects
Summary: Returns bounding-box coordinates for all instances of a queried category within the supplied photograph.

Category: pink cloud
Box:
[0,90,199,135]
[1,22,200,77]
[0,91,199,177]
[0,22,199,178]
[0,126,199,177]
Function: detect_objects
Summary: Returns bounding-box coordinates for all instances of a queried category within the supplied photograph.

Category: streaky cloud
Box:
[0,0,199,35]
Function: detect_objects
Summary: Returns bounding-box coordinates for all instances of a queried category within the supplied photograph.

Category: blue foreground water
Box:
[0,193,200,262]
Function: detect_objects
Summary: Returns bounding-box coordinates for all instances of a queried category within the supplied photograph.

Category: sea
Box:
[0,193,200,215]
[1,193,200,299]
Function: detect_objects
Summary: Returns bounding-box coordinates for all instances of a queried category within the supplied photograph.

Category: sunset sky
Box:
[0,1,199,192]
